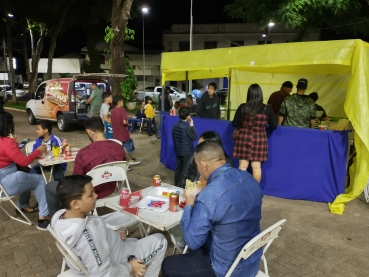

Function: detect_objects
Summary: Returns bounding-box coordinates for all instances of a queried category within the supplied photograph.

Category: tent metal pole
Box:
[227,70,232,120]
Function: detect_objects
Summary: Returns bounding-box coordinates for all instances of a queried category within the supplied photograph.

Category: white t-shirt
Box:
[100,103,110,122]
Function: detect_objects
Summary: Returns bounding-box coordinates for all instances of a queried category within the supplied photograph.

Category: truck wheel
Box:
[27,110,37,125]
[57,114,70,132]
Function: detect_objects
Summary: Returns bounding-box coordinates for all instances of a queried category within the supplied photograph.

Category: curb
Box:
[4,107,27,113]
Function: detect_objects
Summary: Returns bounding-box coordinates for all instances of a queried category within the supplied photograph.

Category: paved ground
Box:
[0,109,368,277]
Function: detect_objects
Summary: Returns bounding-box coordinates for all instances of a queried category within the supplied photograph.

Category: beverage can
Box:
[169,192,179,212]
[172,109,177,116]
[152,175,161,187]
[170,109,173,116]
[65,146,72,157]
[120,188,130,207]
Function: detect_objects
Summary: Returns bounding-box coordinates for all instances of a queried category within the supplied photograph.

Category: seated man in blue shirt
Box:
[162,141,263,277]
[128,101,146,133]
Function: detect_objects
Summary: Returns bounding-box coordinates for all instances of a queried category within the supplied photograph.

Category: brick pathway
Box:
[0,109,368,277]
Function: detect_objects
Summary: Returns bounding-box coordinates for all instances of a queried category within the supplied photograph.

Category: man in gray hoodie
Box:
[51,175,167,277]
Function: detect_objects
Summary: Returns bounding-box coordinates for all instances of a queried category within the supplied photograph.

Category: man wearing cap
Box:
[267,81,293,122]
[278,78,316,128]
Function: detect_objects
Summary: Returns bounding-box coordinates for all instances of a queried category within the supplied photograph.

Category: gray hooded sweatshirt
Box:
[51,209,136,277]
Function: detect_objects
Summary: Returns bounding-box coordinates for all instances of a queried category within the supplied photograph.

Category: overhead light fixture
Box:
[268,22,275,27]
[142,7,148,13]
[8,13,14,18]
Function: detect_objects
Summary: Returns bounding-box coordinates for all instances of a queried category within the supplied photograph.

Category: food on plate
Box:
[161,190,181,197]
[185,179,204,195]
[147,200,166,208]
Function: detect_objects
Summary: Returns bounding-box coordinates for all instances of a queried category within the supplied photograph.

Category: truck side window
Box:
[35,84,46,100]
[157,88,162,92]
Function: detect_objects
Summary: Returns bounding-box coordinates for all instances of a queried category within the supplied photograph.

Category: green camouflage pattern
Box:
[279,94,316,128]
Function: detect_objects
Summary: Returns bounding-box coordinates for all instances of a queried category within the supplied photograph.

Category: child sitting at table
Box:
[30,120,66,181]
[51,175,167,277]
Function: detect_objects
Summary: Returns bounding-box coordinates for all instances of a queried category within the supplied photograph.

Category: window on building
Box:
[179,41,190,51]
[145,76,153,82]
[231,41,244,47]
[136,76,144,81]
[204,41,217,49]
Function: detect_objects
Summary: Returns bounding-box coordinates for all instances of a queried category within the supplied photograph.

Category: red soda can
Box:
[169,192,179,212]
[170,109,173,116]
[120,188,130,207]
[172,109,177,116]
[152,175,161,187]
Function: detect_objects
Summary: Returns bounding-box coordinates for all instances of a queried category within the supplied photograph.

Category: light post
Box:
[142,7,148,101]
[265,22,275,44]
[188,0,193,95]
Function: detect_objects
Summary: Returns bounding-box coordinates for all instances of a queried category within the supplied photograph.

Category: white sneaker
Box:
[128,159,141,165]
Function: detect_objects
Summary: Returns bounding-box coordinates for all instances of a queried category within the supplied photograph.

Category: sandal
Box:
[15,206,39,214]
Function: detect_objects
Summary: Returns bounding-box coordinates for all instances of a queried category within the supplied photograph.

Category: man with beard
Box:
[44,117,126,217]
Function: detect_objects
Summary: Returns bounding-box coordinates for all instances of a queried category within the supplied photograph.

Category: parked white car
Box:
[0,85,26,100]
[134,86,194,104]
[23,82,29,89]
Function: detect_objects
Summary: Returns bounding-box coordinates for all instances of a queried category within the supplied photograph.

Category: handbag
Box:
[232,126,241,141]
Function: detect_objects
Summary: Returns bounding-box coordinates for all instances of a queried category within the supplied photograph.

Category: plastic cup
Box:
[52,147,60,157]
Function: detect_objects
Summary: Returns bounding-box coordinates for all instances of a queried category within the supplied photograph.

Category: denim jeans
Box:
[161,248,217,277]
[0,163,49,217]
[30,163,65,181]
[128,118,142,132]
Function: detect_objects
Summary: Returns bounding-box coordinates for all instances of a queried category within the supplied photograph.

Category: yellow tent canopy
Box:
[161,39,369,214]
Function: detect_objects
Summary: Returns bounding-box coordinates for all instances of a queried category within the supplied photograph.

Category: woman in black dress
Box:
[232,84,277,182]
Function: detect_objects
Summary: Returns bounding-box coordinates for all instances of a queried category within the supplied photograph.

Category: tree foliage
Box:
[225,0,369,40]
[120,58,138,103]
[81,39,104,73]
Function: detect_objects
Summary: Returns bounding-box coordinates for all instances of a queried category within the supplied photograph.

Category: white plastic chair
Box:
[0,182,32,225]
[364,178,369,203]
[25,141,36,156]
[225,219,287,277]
[92,161,129,174]
[47,225,90,276]
[87,165,146,237]
[86,165,132,215]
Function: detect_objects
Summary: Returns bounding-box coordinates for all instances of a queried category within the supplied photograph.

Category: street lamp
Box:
[265,21,275,44]
[188,0,193,95]
[142,7,148,101]
[8,14,14,18]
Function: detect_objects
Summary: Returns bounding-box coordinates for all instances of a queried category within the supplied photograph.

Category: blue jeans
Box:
[0,163,49,217]
[30,163,65,181]
[162,248,217,277]
[128,118,142,132]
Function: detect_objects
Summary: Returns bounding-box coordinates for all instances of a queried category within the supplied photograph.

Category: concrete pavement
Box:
[0,109,368,277]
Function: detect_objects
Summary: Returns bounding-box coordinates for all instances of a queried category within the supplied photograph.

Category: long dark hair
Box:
[199,131,233,166]
[0,111,15,137]
[243,84,263,116]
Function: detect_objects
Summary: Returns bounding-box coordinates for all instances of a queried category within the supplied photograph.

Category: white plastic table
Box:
[38,149,79,182]
[105,183,185,253]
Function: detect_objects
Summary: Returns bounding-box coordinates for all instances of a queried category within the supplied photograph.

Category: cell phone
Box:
[18,138,30,149]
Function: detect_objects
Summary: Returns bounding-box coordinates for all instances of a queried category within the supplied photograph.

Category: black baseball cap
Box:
[281,81,293,89]
[296,78,308,89]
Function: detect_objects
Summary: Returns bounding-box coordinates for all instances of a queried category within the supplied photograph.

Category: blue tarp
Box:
[160,114,348,203]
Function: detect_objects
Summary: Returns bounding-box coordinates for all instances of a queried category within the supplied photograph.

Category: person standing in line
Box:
[157,86,173,138]
[232,84,277,182]
[110,95,141,165]
[172,107,197,188]
[279,78,316,128]
[187,95,197,115]
[267,81,293,122]
[196,82,220,119]
[100,92,113,139]
[85,82,103,117]
[309,92,328,128]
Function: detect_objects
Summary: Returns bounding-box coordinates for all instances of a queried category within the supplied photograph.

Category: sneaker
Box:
[128,159,141,165]
[37,219,50,231]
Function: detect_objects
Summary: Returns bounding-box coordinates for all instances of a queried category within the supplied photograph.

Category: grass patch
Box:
[4,101,27,111]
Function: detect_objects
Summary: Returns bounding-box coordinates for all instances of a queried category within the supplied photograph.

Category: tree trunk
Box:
[110,0,134,96]
[46,1,71,80]
[21,33,31,83]
[5,16,17,104]
[28,22,47,93]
